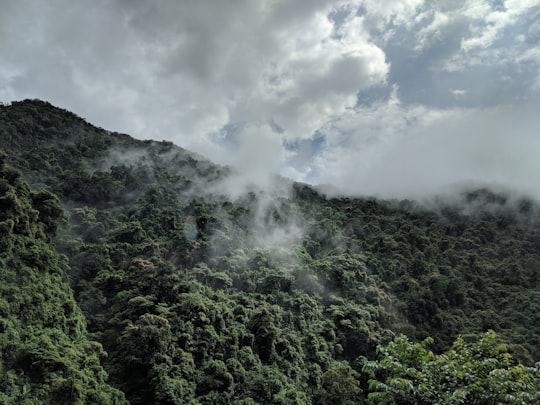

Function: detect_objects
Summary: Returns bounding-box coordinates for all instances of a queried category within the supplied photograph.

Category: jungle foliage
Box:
[0,151,126,404]
[0,99,538,403]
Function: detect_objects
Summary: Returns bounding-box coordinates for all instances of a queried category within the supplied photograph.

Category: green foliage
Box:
[0,157,126,403]
[316,361,363,404]
[364,331,540,404]
[1,100,540,403]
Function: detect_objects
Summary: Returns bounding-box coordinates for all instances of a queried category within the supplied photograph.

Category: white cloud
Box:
[450,88,467,96]
[414,10,450,51]
[0,0,389,162]
[460,0,538,51]
[363,0,424,26]
[314,97,540,199]
[1,0,539,201]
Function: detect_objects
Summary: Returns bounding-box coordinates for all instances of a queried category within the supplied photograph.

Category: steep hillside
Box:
[0,152,126,403]
[1,99,538,403]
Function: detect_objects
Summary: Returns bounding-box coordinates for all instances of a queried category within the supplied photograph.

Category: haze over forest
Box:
[1,0,540,198]
[1,99,539,403]
[1,1,540,404]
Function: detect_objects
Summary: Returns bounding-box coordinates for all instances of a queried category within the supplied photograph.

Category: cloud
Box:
[414,10,450,51]
[460,0,539,52]
[1,0,540,202]
[0,1,388,145]
[314,96,540,200]
[436,0,540,73]
[362,0,424,29]
[0,0,393,195]
[209,123,290,200]
[450,89,467,96]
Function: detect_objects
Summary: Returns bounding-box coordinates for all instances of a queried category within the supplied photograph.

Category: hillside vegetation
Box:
[0,99,538,403]
[0,151,126,403]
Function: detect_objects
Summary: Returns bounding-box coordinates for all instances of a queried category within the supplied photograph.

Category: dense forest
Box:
[0,99,538,404]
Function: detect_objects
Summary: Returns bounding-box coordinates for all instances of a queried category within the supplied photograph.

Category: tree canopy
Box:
[364,331,539,404]
[0,99,538,403]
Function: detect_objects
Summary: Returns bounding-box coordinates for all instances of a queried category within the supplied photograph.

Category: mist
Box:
[315,98,540,202]
[2,0,539,203]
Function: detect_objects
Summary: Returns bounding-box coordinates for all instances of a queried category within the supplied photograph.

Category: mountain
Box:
[1,99,538,404]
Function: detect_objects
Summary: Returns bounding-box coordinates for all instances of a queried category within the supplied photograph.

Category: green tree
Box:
[316,361,363,405]
[363,331,540,405]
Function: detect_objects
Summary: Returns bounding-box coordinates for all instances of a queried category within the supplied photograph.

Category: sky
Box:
[1,0,540,199]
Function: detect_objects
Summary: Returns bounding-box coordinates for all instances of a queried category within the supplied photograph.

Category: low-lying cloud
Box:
[1,0,539,201]
[316,97,540,200]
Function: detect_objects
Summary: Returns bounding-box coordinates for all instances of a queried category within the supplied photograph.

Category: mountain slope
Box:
[0,151,126,404]
[0,99,538,403]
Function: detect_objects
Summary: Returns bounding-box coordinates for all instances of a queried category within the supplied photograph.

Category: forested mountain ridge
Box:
[0,99,538,404]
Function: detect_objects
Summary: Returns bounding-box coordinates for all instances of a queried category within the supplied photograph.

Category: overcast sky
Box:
[1,0,539,199]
